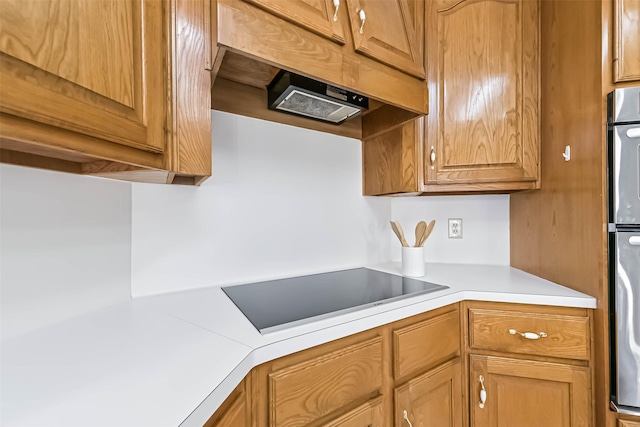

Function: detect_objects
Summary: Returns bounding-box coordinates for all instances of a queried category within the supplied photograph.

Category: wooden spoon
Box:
[390,220,409,247]
[414,221,427,247]
[417,220,436,247]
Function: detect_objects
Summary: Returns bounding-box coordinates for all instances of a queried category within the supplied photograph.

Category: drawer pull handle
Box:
[478,375,487,409]
[509,329,548,340]
[358,9,366,34]
[332,0,340,21]
[403,410,413,427]
[430,146,436,170]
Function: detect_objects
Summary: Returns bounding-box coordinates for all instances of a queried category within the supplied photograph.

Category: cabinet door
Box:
[425,0,539,188]
[345,0,425,78]
[242,0,345,44]
[470,355,591,427]
[395,360,463,427]
[0,0,165,154]
[614,0,640,82]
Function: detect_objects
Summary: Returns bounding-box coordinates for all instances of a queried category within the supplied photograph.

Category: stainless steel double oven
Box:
[608,85,640,416]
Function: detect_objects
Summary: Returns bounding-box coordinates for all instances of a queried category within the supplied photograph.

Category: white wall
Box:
[0,165,132,340]
[131,112,511,297]
[390,196,510,265]
[130,112,392,297]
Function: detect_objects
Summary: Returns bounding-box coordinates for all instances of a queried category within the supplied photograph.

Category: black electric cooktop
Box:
[222,268,448,334]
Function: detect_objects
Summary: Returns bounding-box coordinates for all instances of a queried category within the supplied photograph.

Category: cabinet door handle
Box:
[402,410,413,427]
[478,375,487,409]
[508,329,548,340]
[358,9,366,34]
[430,146,436,170]
[332,0,340,21]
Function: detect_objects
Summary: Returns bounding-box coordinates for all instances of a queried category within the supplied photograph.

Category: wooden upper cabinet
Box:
[362,0,539,195]
[243,0,346,44]
[216,0,429,115]
[0,0,212,185]
[614,0,640,82]
[424,0,539,189]
[0,0,165,154]
[345,0,425,78]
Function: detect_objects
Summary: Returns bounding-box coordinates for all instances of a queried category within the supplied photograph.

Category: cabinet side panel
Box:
[510,1,607,424]
[170,0,212,177]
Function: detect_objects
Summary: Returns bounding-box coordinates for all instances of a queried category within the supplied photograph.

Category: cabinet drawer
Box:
[324,396,384,427]
[268,336,383,427]
[393,310,460,379]
[469,308,590,360]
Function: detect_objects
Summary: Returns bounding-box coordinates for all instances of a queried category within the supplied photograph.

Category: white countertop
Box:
[1,263,596,427]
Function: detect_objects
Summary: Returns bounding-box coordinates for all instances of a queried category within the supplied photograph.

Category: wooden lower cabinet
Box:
[204,302,593,427]
[395,359,463,427]
[469,355,591,427]
[466,302,593,427]
[204,380,249,427]
[324,396,384,427]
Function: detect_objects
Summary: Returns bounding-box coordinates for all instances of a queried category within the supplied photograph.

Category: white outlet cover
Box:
[448,218,463,239]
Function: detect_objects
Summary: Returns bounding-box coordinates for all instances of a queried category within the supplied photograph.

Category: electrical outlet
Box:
[448,218,463,239]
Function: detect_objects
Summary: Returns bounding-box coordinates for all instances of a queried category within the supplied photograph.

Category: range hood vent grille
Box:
[267,70,368,125]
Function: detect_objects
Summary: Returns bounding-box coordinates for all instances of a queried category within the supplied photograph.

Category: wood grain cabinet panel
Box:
[204,380,249,427]
[242,0,345,44]
[424,0,539,189]
[469,308,590,361]
[393,309,461,380]
[0,0,212,184]
[362,117,422,195]
[268,336,383,427]
[614,0,640,82]
[619,419,640,427]
[0,0,164,153]
[469,355,591,427]
[345,0,425,78]
[395,360,463,427]
[324,396,384,427]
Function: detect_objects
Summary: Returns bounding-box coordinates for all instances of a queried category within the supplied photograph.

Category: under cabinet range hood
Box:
[267,70,369,124]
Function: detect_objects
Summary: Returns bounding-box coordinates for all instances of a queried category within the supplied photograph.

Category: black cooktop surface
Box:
[222,268,448,334]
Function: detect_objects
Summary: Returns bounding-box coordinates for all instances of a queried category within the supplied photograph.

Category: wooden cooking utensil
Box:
[390,220,409,247]
[414,221,427,247]
[417,220,436,246]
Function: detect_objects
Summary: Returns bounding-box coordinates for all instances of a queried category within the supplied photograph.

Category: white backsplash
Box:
[131,112,510,297]
[130,111,391,297]
[390,196,510,265]
[0,165,132,340]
